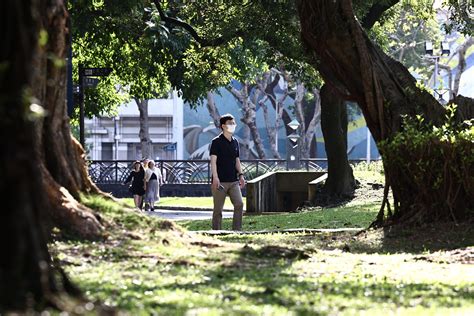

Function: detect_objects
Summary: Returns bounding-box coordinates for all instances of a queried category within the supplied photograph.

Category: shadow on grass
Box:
[79,242,473,314]
[348,222,474,255]
[218,222,474,257]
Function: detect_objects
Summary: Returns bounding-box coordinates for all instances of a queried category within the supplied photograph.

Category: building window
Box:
[102,143,113,160]
[126,143,176,160]
[153,144,175,160]
[127,143,142,160]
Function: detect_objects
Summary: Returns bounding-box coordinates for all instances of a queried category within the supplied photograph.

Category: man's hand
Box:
[239,175,245,189]
[211,176,220,190]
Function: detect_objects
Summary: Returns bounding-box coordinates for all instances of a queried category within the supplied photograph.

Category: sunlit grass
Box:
[122,196,245,210]
[54,227,474,315]
[181,201,379,231]
[51,193,474,315]
[352,160,385,183]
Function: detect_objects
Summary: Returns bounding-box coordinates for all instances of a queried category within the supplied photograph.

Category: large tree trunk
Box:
[136,98,152,159]
[297,0,444,141]
[29,0,103,239]
[297,0,472,224]
[0,0,82,310]
[320,85,356,196]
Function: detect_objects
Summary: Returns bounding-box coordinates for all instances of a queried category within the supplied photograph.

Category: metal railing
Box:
[88,158,378,184]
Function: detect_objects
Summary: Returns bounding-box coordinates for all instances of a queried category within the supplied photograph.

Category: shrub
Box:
[379,104,474,223]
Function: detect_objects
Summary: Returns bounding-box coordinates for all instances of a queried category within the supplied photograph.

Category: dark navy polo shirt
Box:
[209,133,240,182]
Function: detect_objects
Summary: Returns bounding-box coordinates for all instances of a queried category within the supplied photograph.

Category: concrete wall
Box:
[247,171,324,213]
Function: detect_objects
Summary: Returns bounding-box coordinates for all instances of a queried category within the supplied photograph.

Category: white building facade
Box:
[85,91,184,161]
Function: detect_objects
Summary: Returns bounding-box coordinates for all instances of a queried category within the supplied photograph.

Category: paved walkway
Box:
[147,209,233,221]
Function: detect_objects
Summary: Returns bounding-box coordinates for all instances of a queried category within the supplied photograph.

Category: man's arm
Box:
[236,158,245,188]
[210,154,219,190]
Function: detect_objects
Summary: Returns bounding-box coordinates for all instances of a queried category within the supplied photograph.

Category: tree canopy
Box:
[71,0,473,117]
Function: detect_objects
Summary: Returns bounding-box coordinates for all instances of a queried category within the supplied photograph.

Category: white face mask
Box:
[225,124,236,133]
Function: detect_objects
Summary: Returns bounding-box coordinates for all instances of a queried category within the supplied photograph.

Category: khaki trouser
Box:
[212,181,244,230]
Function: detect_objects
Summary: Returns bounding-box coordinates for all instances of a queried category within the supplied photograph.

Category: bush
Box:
[379,105,474,223]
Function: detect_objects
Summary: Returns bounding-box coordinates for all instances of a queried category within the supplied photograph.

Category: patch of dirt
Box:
[190,241,222,248]
[309,178,384,209]
[157,219,181,231]
[241,244,312,260]
[351,222,474,255]
[414,247,474,264]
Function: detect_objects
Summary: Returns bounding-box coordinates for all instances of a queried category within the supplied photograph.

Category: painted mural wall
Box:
[183,81,381,161]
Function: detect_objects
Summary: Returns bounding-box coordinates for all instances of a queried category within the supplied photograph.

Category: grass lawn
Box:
[123,196,245,210]
[180,201,379,231]
[48,194,474,315]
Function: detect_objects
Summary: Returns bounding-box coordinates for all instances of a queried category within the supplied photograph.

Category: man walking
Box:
[209,114,246,230]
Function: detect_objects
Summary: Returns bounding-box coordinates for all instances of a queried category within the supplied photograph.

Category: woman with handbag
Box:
[144,160,164,212]
[123,161,146,210]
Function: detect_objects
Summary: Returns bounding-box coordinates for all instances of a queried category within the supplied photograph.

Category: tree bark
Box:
[320,85,356,196]
[297,0,445,141]
[29,0,103,239]
[0,0,82,310]
[136,98,152,159]
[297,0,472,223]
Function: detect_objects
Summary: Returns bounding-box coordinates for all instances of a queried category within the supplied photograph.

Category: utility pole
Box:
[78,66,112,149]
[79,64,85,148]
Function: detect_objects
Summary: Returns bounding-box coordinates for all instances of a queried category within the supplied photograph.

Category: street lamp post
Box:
[113,116,120,160]
[287,119,301,170]
[425,40,450,104]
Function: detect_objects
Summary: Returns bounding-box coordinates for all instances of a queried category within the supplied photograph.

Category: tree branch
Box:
[361,0,400,29]
[452,37,474,97]
[153,0,245,47]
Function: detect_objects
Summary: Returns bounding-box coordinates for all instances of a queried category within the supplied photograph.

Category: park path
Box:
[147,209,233,221]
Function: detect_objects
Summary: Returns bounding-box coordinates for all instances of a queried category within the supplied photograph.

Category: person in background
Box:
[123,161,145,210]
[209,113,246,231]
[138,158,150,210]
[142,158,149,170]
[144,160,164,212]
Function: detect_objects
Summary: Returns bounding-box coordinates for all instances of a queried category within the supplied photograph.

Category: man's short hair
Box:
[219,114,235,128]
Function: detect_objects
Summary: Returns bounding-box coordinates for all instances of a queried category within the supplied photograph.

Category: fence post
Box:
[160,161,164,182]
[115,161,118,182]
[207,160,210,184]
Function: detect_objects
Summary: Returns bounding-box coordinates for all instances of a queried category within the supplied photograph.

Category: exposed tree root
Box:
[44,170,104,240]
